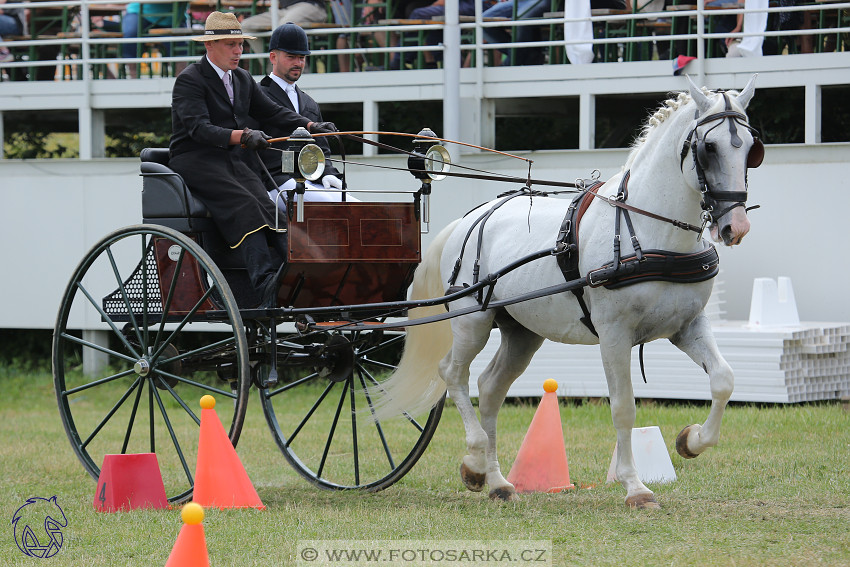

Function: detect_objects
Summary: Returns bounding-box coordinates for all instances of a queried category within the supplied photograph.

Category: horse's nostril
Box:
[721,225,734,243]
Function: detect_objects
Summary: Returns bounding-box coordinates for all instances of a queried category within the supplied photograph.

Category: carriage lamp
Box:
[284,127,326,222]
[408,128,451,232]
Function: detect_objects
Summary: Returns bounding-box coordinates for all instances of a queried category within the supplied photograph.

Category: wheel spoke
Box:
[317,383,348,478]
[80,376,142,449]
[149,378,155,453]
[156,369,238,399]
[264,370,320,398]
[357,368,395,469]
[286,381,335,447]
[358,357,396,371]
[59,332,136,365]
[158,336,237,366]
[151,384,194,486]
[121,378,146,454]
[62,367,137,396]
[106,246,144,348]
[359,364,425,432]
[152,285,217,361]
[155,377,201,426]
[348,376,360,486]
[152,246,186,354]
[74,281,141,359]
[357,333,405,357]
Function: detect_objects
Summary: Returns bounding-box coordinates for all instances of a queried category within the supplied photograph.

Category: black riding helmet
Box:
[269,22,311,55]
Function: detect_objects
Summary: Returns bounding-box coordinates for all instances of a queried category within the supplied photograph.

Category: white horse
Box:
[374,76,763,508]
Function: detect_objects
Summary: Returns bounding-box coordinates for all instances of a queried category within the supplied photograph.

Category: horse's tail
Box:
[371,219,459,420]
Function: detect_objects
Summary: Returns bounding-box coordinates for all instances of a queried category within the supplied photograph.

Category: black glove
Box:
[240,128,271,150]
[309,121,339,134]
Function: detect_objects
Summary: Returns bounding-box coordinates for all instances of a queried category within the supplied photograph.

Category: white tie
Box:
[222,72,234,105]
[285,83,299,113]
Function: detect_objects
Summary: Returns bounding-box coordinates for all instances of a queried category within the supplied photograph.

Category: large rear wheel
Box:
[53,225,250,503]
[259,328,443,491]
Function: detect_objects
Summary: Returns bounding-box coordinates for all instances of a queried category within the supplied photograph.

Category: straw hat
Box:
[191,11,257,42]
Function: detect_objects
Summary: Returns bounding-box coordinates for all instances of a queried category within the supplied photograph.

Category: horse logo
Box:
[11,496,68,558]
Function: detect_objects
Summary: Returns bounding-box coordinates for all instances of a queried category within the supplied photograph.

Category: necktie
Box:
[285,84,299,113]
[223,72,234,105]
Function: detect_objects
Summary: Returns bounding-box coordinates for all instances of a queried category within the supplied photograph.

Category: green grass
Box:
[2,367,848,566]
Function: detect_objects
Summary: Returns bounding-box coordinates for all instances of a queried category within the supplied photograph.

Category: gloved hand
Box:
[321,175,343,190]
[309,121,339,134]
[240,128,271,150]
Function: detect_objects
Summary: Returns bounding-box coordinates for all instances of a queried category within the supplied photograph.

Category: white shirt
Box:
[270,73,299,113]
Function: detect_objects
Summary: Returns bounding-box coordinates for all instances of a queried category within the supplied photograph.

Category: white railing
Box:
[1,0,847,79]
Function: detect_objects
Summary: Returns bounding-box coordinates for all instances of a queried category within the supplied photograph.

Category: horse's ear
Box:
[736,74,758,109]
[686,75,712,113]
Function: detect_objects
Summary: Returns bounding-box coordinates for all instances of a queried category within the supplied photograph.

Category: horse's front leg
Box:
[600,337,659,509]
[440,311,497,494]
[670,313,734,458]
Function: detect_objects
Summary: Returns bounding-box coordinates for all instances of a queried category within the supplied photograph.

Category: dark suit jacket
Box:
[168,55,310,246]
[252,74,341,187]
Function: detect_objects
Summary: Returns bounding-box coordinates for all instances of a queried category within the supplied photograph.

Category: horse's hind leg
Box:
[670,314,734,458]
[440,310,497,494]
[477,315,544,501]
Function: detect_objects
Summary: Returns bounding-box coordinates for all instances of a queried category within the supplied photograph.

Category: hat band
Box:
[204,29,244,36]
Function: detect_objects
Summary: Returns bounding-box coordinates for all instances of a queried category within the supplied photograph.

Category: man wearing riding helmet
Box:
[251,23,352,210]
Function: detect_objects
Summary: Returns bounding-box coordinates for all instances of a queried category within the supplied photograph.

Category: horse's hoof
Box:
[676,425,700,459]
[489,486,518,501]
[626,492,660,510]
[460,462,486,492]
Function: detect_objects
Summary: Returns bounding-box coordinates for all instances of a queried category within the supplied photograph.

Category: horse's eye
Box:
[704,141,717,154]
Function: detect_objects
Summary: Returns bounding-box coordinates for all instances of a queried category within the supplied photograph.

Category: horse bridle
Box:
[680,92,764,225]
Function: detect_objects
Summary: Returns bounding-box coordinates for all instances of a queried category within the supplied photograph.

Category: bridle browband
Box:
[679,91,764,227]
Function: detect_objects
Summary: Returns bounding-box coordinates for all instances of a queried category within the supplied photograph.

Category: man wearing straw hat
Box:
[169,11,337,308]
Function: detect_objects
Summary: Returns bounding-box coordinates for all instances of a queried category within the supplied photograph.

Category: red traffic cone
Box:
[192,396,265,509]
[94,453,168,512]
[165,503,210,567]
[506,379,574,493]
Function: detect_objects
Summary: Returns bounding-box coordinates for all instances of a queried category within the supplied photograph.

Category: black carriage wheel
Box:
[259,329,444,491]
[53,225,250,503]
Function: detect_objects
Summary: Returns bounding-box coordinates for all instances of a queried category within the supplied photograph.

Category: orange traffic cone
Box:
[193,395,265,509]
[506,379,575,493]
[165,503,210,567]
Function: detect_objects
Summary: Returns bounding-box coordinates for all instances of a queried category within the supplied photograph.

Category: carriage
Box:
[53,77,764,508]
[52,129,454,503]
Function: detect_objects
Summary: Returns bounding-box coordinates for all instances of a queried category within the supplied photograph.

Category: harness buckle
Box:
[607,193,624,207]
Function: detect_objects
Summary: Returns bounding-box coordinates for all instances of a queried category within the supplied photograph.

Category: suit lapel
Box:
[201,56,232,107]
[267,79,293,110]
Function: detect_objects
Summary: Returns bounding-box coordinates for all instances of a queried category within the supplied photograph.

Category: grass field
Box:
[2,366,848,566]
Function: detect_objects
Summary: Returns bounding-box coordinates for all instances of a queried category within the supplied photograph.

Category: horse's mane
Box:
[624,87,714,168]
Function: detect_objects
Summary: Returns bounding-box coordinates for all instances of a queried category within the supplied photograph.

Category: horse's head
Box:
[685,75,762,246]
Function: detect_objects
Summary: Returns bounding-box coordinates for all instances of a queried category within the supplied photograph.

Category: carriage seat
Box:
[140,148,214,233]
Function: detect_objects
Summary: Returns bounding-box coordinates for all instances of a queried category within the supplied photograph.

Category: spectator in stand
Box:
[405,0,488,68]
[483,0,625,66]
[116,2,183,78]
[0,0,26,63]
[242,0,328,57]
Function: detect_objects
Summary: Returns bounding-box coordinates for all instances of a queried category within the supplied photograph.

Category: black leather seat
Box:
[140,148,215,233]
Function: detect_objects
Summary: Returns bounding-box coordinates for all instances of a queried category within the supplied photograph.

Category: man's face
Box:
[206,38,243,71]
[270,50,307,83]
